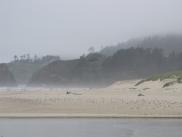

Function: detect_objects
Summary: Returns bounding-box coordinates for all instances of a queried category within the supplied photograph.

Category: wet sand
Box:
[0,118,182,137]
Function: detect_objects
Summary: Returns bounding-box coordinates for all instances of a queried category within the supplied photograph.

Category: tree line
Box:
[29,47,182,87]
[12,54,60,64]
[102,47,182,82]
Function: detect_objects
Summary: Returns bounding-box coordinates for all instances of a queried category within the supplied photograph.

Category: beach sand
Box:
[0,80,182,118]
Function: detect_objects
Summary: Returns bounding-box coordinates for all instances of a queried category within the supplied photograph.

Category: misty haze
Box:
[0,0,182,137]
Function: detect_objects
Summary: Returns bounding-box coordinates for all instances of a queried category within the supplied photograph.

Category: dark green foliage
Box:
[29,53,106,87]
[103,47,167,83]
[136,70,182,87]
[29,47,182,87]
[0,63,17,87]
[8,35,182,87]
[100,35,182,56]
[8,55,60,84]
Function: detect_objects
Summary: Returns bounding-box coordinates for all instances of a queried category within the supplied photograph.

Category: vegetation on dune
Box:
[135,70,182,87]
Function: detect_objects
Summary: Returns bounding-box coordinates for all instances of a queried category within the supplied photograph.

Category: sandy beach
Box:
[0,80,182,118]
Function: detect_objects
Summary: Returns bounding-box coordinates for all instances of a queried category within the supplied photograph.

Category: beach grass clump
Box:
[138,93,144,96]
[163,81,176,88]
[135,70,182,87]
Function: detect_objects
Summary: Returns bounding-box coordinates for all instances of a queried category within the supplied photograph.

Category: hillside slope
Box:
[29,53,106,87]
[29,47,182,87]
[100,34,182,56]
[0,63,17,87]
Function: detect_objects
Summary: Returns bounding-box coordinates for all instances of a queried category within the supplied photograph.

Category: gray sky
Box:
[0,0,182,62]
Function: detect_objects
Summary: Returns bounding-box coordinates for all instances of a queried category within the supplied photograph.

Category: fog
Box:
[0,0,182,62]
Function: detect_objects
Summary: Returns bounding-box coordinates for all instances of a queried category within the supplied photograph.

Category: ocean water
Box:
[0,118,181,137]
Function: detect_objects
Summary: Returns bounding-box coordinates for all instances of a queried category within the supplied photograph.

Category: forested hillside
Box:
[8,55,60,84]
[100,35,182,56]
[0,63,17,87]
[29,47,182,87]
[7,35,182,86]
[29,53,106,87]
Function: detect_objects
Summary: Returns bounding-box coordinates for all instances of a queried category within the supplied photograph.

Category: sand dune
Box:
[0,80,182,117]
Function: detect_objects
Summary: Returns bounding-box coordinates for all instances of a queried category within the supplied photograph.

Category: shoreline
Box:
[0,113,182,119]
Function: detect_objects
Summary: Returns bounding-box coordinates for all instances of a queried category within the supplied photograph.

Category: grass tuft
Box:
[135,70,182,87]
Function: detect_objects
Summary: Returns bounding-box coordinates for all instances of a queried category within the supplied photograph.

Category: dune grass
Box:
[135,70,182,87]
